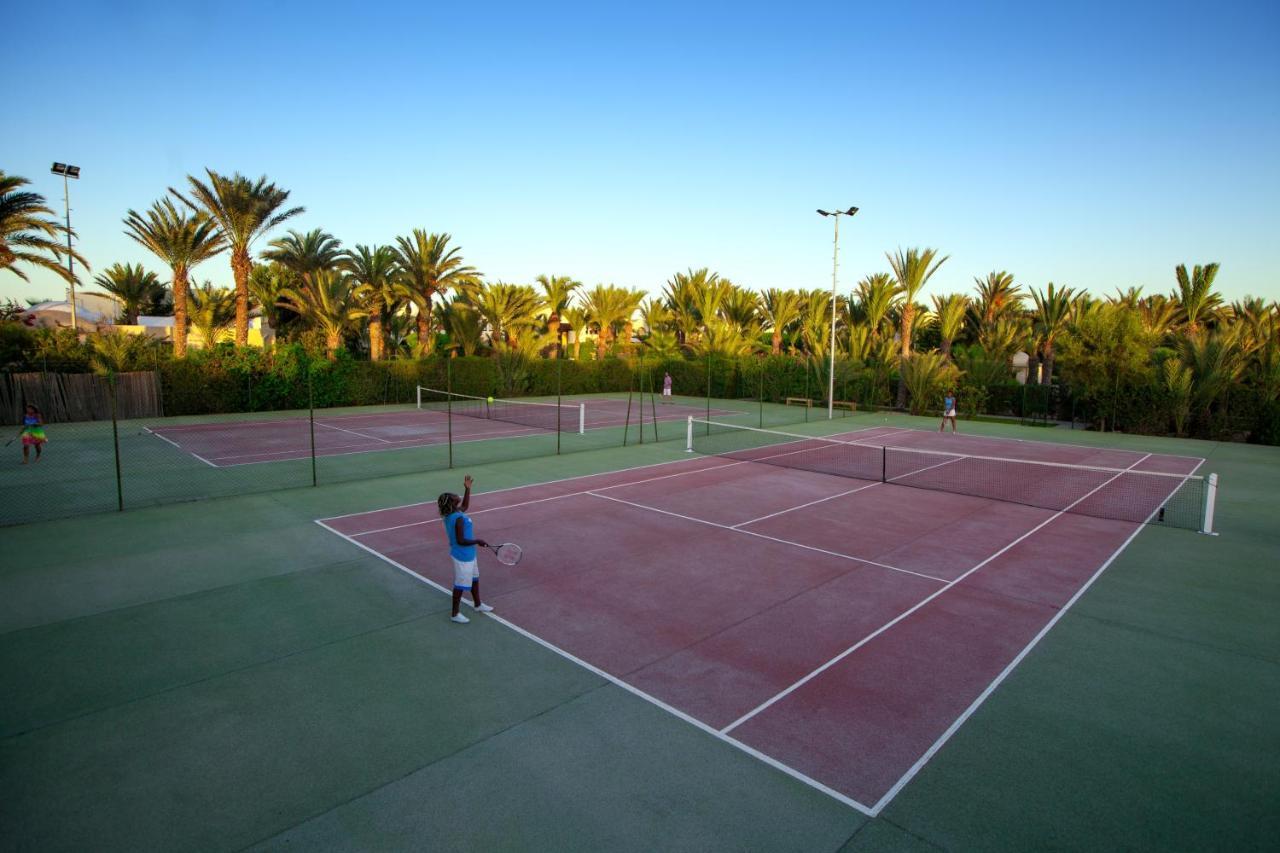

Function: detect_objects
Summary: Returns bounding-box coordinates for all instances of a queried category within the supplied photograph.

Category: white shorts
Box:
[944,409,957,418]
[662,388,672,397]
[452,558,479,590]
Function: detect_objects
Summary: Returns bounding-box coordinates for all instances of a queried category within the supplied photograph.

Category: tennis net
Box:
[417,387,585,434]
[685,419,1218,532]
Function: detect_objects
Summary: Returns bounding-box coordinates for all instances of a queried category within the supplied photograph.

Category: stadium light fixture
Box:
[817,206,859,419]
[50,162,82,331]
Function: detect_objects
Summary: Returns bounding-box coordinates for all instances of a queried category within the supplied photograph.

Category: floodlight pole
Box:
[817,206,858,419]
[51,163,81,331]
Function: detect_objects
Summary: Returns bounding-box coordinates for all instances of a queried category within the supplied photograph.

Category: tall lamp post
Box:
[816,206,858,419]
[51,162,82,331]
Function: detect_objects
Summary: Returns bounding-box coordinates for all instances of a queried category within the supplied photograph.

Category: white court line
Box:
[869,455,1206,814]
[202,423,548,465]
[726,450,968,532]
[719,452,1154,738]
[896,423,1206,465]
[348,458,756,537]
[587,491,948,585]
[313,517,876,816]
[345,425,910,539]
[143,426,183,449]
[314,421,393,443]
[145,425,217,466]
[730,483,881,528]
[318,423,903,525]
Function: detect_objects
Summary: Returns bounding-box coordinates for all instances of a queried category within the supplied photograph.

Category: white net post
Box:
[416,386,422,410]
[578,403,585,434]
[1200,473,1219,535]
[686,416,694,452]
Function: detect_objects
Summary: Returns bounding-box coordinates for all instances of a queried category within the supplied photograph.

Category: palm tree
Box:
[560,306,591,359]
[797,289,835,359]
[248,262,292,337]
[663,268,719,346]
[931,293,969,358]
[1175,262,1223,336]
[391,230,480,356]
[93,263,166,324]
[435,295,484,356]
[856,274,901,341]
[718,284,761,340]
[581,284,645,359]
[263,228,343,285]
[1136,293,1182,339]
[759,289,803,355]
[123,197,225,357]
[900,351,959,416]
[639,297,674,337]
[467,282,542,349]
[887,247,949,406]
[1,171,89,284]
[1178,326,1246,429]
[277,269,369,358]
[173,170,303,345]
[1029,283,1075,386]
[971,270,1024,331]
[343,245,401,360]
[1161,358,1194,436]
[187,282,237,348]
[536,274,581,357]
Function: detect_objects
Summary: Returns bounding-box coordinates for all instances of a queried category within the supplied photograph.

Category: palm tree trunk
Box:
[1042,346,1055,387]
[772,329,782,355]
[369,313,384,361]
[173,267,189,358]
[597,327,610,360]
[940,337,952,359]
[327,331,341,359]
[416,307,430,358]
[232,248,251,346]
[896,307,915,407]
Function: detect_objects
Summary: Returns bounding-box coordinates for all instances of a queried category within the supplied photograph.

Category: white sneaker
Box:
[450,613,470,624]
[475,604,494,613]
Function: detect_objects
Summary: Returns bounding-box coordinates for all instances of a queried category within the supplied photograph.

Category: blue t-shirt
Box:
[444,510,476,561]
[943,396,956,413]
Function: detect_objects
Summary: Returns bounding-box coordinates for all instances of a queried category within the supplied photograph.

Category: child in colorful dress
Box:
[18,404,47,464]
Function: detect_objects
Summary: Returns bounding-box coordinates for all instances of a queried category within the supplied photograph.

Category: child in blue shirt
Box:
[437,475,494,624]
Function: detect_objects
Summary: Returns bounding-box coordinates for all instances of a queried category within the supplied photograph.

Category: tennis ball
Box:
[487,396,494,403]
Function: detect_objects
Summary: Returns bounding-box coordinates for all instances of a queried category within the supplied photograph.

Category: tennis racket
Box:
[486,543,523,566]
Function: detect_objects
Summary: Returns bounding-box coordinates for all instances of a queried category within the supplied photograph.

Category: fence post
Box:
[153,351,166,416]
[804,366,810,423]
[110,374,124,512]
[623,363,635,446]
[648,365,659,442]
[705,351,712,428]
[446,356,454,469]
[758,359,765,428]
[308,368,317,487]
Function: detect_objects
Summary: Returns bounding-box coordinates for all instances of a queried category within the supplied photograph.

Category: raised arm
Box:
[459,475,473,512]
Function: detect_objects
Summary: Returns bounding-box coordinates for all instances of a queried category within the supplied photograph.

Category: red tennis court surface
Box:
[144,399,732,467]
[317,426,1205,814]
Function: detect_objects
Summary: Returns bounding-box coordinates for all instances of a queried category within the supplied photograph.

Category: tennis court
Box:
[145,394,736,467]
[317,423,1208,813]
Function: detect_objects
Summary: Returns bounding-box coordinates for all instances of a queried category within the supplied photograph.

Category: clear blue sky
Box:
[6,0,1278,306]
